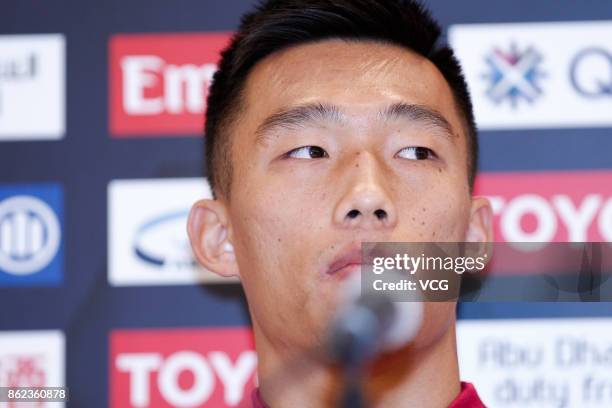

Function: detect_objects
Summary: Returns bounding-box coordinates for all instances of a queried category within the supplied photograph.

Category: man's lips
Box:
[329,263,364,279]
[326,247,371,277]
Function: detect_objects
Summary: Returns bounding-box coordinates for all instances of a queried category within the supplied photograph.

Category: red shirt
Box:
[251,381,486,407]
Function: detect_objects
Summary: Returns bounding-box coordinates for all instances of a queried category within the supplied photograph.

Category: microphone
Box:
[326,272,423,367]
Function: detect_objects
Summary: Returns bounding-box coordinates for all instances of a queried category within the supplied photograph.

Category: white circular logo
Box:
[0,195,61,275]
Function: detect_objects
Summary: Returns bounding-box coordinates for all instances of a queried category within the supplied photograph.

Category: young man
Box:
[188,0,493,406]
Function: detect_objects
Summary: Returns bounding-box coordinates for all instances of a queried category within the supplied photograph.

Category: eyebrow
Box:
[254,101,456,144]
[380,102,456,139]
[255,102,343,143]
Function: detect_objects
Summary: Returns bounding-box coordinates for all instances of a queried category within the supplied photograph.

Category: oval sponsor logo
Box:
[133,210,196,270]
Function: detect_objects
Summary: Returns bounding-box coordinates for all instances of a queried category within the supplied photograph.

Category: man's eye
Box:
[286,145,329,159]
[396,146,436,160]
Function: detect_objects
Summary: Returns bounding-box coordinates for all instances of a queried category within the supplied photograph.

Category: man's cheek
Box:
[433,206,470,239]
[411,205,468,240]
[250,196,314,243]
[247,215,306,275]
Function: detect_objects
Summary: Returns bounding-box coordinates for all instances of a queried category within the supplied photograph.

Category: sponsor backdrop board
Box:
[457,318,612,408]
[0,0,611,407]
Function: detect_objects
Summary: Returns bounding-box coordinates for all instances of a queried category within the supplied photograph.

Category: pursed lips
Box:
[325,246,372,278]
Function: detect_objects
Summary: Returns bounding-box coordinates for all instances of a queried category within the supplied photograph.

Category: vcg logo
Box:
[570,47,612,98]
[0,185,63,286]
[482,43,546,108]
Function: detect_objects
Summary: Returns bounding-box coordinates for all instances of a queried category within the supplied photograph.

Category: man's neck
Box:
[255,323,461,408]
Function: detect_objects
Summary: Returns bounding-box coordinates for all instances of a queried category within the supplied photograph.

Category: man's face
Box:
[223,40,478,353]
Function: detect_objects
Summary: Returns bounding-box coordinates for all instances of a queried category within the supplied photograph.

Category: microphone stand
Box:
[329,301,384,408]
[340,364,367,408]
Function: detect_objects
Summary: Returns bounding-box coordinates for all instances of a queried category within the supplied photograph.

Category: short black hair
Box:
[205,0,477,200]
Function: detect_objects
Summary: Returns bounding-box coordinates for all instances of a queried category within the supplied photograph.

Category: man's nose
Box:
[333,151,398,230]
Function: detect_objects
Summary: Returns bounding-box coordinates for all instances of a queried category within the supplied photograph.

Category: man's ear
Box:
[187,199,239,278]
[466,196,494,243]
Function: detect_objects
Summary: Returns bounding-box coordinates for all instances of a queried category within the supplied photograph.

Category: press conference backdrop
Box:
[1,0,611,407]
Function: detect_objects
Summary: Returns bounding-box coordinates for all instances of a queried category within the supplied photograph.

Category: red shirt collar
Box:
[251,381,486,407]
[449,382,486,408]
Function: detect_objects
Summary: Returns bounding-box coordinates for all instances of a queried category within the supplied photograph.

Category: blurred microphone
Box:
[326,272,423,367]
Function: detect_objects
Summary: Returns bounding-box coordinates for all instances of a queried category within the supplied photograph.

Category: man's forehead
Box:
[245,39,445,97]
[239,39,463,139]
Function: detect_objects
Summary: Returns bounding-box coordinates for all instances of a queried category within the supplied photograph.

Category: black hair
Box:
[205,0,477,199]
